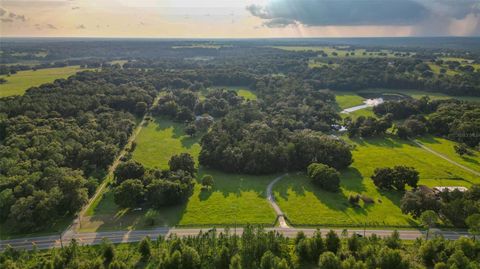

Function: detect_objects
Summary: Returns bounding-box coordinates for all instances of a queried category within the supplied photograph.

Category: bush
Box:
[201,175,214,189]
[307,163,341,192]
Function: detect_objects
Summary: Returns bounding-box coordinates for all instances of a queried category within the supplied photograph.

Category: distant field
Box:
[274,135,480,227]
[207,86,257,101]
[270,46,407,58]
[334,91,365,109]
[0,66,86,97]
[132,117,201,169]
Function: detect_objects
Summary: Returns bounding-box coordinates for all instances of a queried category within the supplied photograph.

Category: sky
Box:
[1,0,479,37]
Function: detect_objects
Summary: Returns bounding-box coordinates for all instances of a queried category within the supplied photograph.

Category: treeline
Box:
[0,69,158,231]
[200,78,352,174]
[401,185,480,228]
[374,98,480,147]
[306,58,480,96]
[112,154,195,209]
[2,227,479,269]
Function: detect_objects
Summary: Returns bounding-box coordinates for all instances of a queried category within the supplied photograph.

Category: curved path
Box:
[266,174,290,228]
[412,139,480,177]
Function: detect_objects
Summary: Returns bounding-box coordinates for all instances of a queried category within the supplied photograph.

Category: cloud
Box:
[72,6,80,10]
[247,0,480,28]
[1,18,13,23]
[46,23,57,29]
[2,9,27,22]
[76,24,86,29]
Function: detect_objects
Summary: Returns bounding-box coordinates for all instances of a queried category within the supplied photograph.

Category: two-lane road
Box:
[1,227,472,251]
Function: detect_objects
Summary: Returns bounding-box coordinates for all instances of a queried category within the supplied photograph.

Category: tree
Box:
[169,153,196,175]
[113,179,144,208]
[307,163,341,192]
[135,101,148,116]
[371,166,419,191]
[401,189,440,218]
[454,144,470,156]
[138,237,151,260]
[465,214,480,240]
[181,246,200,269]
[185,124,197,137]
[420,210,438,240]
[114,160,145,184]
[201,175,214,189]
[378,248,410,269]
[318,252,341,269]
[101,239,115,266]
[325,230,340,253]
[229,254,242,269]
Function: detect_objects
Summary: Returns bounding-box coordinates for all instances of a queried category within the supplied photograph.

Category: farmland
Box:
[0,66,87,97]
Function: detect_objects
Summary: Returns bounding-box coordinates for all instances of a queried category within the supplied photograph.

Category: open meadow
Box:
[274,135,480,228]
[0,66,86,97]
[81,117,276,232]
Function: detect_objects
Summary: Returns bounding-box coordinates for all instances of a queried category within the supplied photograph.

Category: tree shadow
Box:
[340,167,366,193]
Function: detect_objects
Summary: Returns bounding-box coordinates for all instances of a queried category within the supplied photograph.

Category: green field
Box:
[132,118,202,169]
[334,91,365,109]
[82,117,275,232]
[0,66,87,97]
[206,86,257,101]
[274,135,480,227]
[417,136,480,173]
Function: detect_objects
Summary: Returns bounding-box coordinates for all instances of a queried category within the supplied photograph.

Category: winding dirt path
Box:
[266,174,290,228]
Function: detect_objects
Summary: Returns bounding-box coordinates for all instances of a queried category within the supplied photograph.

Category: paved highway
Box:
[1,227,472,251]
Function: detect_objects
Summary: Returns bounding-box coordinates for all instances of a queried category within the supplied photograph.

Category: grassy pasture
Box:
[0,66,86,97]
[416,136,480,173]
[132,117,201,169]
[274,135,480,227]
[82,116,275,232]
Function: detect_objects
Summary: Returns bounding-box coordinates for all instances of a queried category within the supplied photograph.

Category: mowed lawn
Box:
[274,136,480,228]
[0,66,86,97]
[82,117,275,232]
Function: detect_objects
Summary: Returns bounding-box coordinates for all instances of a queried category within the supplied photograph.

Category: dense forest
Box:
[0,70,158,231]
[2,227,479,269]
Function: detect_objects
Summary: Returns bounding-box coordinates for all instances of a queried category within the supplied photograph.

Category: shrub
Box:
[307,163,341,192]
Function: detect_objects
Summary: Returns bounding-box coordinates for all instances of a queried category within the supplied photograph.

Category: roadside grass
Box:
[274,135,480,227]
[0,218,72,240]
[0,66,87,97]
